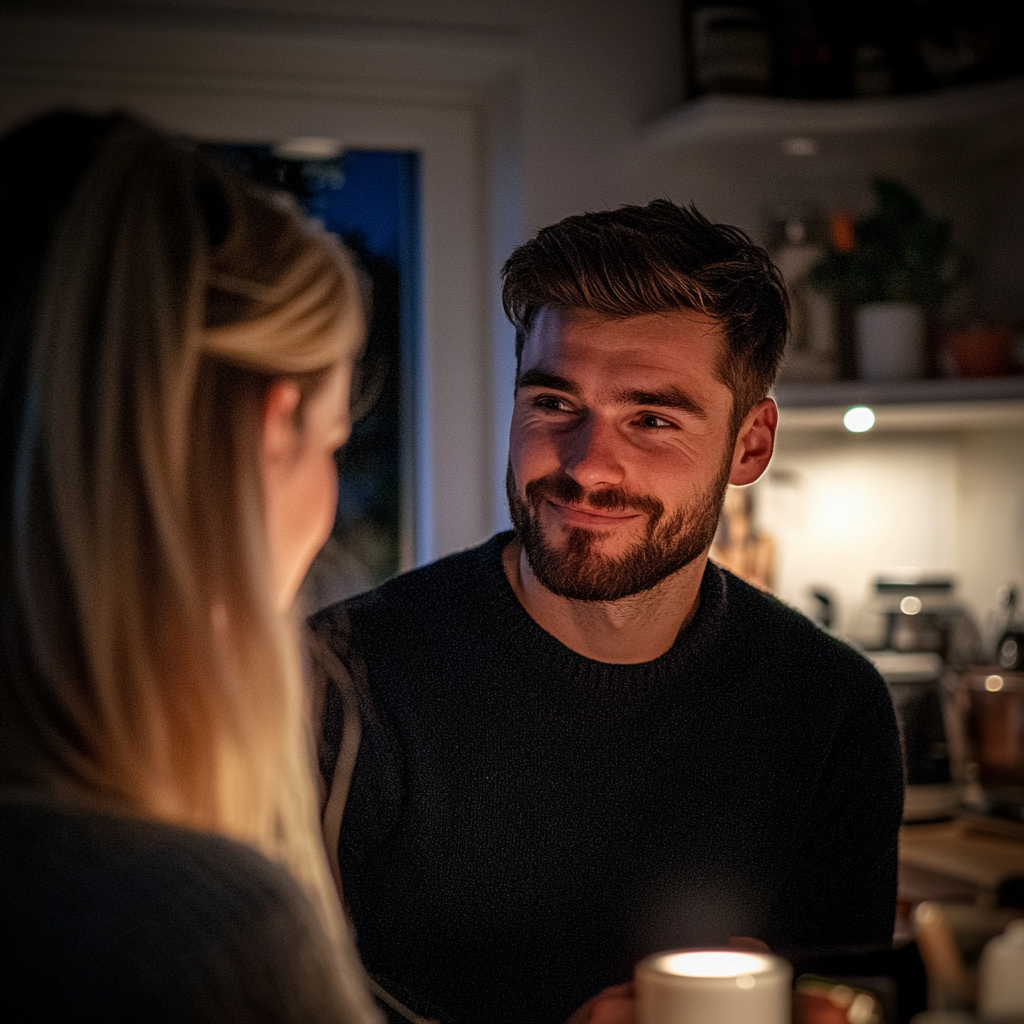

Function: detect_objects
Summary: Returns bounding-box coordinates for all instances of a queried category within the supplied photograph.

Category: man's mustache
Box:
[524,474,665,520]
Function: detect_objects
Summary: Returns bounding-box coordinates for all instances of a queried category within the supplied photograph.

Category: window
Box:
[201,142,420,609]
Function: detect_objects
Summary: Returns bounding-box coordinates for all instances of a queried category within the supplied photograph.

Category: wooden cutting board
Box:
[900,821,1024,891]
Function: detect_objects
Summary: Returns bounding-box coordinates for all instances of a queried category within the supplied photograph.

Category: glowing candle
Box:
[635,949,791,1024]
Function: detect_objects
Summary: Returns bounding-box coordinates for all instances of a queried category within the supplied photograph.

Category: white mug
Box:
[635,948,791,1024]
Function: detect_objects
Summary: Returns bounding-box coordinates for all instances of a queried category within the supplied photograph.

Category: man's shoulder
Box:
[312,533,507,626]
[713,564,886,694]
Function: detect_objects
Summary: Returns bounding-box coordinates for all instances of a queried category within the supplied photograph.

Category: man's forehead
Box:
[522,305,726,364]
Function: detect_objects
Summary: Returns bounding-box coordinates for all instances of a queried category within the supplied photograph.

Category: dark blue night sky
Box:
[307,150,415,265]
[200,143,418,268]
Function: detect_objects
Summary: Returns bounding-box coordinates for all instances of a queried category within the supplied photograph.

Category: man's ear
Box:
[729,397,778,487]
[260,379,302,469]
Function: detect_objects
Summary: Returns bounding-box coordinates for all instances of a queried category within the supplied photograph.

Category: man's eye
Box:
[638,414,674,429]
[534,395,573,412]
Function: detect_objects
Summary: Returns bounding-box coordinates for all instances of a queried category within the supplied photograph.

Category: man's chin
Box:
[523,541,646,602]
[537,516,641,554]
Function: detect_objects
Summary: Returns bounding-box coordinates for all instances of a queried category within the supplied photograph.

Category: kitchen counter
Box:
[899,820,1024,906]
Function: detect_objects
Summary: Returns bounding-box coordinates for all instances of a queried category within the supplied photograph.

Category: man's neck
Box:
[501,538,707,664]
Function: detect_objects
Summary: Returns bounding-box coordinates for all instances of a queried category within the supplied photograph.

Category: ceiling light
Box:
[273,137,344,161]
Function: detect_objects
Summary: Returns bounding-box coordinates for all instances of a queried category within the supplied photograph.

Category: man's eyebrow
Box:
[614,386,708,418]
[515,368,581,396]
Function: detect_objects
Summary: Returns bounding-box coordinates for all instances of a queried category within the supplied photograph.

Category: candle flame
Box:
[658,951,771,978]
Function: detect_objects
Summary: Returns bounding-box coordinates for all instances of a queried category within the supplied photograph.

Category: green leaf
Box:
[806,177,966,307]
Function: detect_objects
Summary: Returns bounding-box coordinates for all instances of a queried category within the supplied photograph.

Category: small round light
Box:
[900,595,922,615]
[844,406,875,432]
[986,674,1005,692]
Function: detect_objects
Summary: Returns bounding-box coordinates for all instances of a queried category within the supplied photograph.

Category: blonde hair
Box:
[1,114,375,1017]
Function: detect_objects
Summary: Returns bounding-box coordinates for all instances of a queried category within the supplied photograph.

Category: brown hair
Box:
[501,199,789,429]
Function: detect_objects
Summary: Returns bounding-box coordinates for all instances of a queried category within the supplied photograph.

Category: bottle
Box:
[978,918,1024,1020]
[768,209,838,383]
[996,585,1024,671]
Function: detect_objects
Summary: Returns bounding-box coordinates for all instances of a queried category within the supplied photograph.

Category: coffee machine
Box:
[850,572,982,822]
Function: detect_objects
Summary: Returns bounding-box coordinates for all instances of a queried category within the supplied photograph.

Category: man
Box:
[310,200,904,1024]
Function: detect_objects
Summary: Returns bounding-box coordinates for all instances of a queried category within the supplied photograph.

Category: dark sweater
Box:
[311,533,904,1024]
[0,794,362,1023]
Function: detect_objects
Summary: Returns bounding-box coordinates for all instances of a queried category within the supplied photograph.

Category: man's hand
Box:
[565,982,636,1024]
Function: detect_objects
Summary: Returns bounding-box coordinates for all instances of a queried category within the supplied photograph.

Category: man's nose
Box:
[560,414,626,489]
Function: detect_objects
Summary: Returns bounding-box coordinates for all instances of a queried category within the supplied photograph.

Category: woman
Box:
[0,110,381,1023]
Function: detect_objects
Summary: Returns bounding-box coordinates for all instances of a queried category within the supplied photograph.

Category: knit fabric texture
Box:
[0,795,356,1023]
[311,532,904,1024]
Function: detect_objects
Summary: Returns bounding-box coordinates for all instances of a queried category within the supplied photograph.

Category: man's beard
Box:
[506,455,732,602]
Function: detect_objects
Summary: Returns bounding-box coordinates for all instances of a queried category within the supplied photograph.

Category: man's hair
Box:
[501,199,789,428]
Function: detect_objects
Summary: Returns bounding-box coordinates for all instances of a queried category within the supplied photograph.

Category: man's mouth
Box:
[544,498,645,529]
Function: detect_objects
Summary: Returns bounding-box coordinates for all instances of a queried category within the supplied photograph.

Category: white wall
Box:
[755,424,1024,652]
[955,428,1024,645]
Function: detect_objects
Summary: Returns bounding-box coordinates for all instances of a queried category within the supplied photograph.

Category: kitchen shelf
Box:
[773,376,1024,432]
[643,75,1024,158]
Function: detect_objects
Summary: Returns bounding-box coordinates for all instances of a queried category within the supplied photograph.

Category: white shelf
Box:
[643,76,1024,160]
[773,376,1024,432]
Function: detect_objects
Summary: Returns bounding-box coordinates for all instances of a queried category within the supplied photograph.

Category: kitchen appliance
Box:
[850,573,982,668]
[869,651,959,822]
[870,652,951,786]
[853,574,983,822]
[954,667,1024,833]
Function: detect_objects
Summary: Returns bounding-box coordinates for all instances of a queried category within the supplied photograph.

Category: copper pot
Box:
[958,668,1024,801]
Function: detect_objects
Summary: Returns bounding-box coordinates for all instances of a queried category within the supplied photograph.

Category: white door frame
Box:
[0,6,524,566]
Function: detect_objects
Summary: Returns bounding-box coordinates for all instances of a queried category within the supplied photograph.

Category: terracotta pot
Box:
[944,324,1018,378]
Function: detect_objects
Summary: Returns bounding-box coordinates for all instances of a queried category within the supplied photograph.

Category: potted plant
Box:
[807,178,965,381]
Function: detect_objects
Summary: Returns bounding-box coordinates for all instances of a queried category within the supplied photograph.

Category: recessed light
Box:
[783,136,817,157]
[843,406,875,432]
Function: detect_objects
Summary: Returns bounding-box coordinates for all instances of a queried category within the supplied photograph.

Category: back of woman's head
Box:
[0,111,363,928]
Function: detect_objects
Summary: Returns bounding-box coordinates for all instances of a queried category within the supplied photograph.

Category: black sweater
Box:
[311,533,904,1024]
[0,794,369,1023]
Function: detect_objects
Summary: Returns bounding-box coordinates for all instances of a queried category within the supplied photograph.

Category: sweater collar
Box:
[481,531,729,672]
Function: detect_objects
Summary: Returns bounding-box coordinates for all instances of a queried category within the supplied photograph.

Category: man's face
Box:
[507,306,738,602]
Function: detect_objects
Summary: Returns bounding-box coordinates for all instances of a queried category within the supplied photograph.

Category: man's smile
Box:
[543,498,645,530]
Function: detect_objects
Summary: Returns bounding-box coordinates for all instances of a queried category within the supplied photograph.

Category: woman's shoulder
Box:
[0,794,348,1023]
